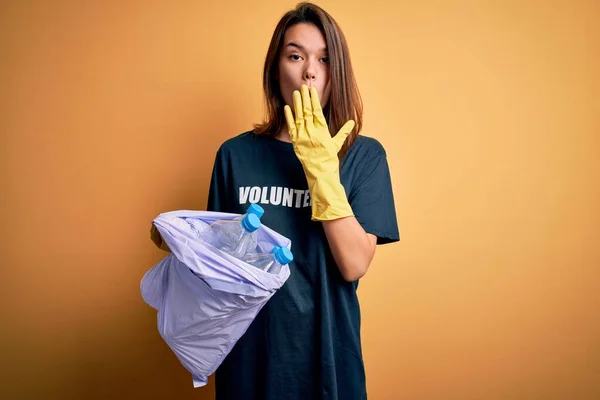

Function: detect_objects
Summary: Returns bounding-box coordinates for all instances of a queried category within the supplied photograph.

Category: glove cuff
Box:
[308,175,354,221]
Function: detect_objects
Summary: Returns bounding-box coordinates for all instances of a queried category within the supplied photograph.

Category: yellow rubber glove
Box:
[284,85,356,221]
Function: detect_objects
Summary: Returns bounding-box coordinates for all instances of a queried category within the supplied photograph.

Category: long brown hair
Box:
[253,2,363,161]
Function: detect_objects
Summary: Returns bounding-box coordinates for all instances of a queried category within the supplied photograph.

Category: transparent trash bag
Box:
[141,210,291,387]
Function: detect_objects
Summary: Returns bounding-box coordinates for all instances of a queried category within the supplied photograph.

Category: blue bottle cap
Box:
[247,204,265,218]
[241,213,261,232]
[273,246,293,265]
[246,203,265,218]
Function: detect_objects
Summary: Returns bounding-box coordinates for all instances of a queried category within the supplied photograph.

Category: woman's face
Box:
[278,23,331,110]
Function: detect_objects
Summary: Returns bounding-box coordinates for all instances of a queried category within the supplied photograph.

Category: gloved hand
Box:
[284,85,355,221]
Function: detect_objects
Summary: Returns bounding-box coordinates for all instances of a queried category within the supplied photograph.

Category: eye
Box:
[289,54,302,61]
[320,57,329,63]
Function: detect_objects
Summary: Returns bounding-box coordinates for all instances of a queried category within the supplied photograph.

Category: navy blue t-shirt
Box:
[207,131,399,400]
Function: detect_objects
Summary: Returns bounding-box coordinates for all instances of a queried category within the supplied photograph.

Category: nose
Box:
[304,70,315,81]
[303,61,316,85]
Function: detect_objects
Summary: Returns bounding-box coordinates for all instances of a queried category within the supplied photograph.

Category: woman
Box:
[207,3,399,399]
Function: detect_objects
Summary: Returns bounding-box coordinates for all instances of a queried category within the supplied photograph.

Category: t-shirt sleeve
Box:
[206,147,231,212]
[348,152,400,245]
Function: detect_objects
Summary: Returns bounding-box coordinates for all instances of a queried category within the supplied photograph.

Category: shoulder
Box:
[213,130,266,162]
[344,134,388,166]
[217,130,256,154]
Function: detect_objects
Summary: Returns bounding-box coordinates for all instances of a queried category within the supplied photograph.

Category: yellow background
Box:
[2,1,599,399]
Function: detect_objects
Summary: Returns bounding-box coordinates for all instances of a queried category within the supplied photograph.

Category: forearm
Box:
[322,216,377,282]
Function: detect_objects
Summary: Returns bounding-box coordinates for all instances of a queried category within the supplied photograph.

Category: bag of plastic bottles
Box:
[140,209,292,388]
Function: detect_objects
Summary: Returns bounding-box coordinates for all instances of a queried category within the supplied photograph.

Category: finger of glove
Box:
[332,120,355,150]
[310,87,326,126]
[301,85,314,130]
[293,90,305,129]
[293,90,304,121]
[284,105,297,142]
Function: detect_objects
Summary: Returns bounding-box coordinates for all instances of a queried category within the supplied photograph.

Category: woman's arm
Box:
[322,217,377,281]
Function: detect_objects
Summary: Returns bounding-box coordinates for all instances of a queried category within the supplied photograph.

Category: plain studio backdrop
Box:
[1,1,599,399]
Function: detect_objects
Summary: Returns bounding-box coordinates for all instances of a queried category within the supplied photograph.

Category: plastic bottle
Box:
[201,213,262,259]
[242,246,293,274]
[233,204,265,253]
[233,203,265,220]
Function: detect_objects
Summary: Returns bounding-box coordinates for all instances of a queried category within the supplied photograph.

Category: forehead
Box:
[283,23,327,51]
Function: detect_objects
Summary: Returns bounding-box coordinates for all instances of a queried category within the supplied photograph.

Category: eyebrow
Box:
[285,41,327,52]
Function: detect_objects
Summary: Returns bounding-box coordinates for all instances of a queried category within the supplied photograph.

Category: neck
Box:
[275,126,292,143]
